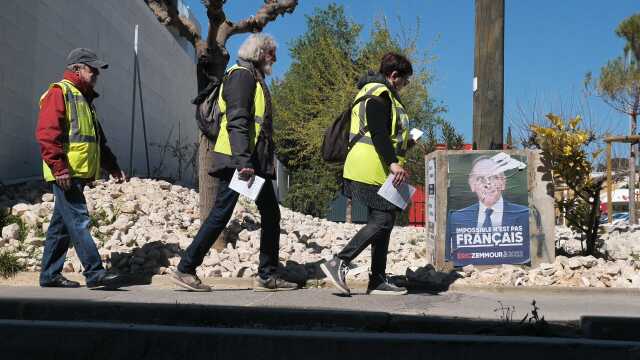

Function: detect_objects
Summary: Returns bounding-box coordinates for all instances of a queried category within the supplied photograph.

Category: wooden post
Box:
[607,141,613,224]
[472,0,504,150]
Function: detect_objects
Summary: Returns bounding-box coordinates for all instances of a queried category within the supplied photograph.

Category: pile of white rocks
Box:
[0,178,429,281]
[556,224,640,260]
[3,179,639,288]
[455,255,640,288]
[453,225,640,289]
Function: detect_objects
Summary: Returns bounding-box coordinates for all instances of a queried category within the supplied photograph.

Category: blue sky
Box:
[184,0,637,152]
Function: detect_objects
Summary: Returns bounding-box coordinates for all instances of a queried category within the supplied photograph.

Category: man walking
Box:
[36,48,126,289]
[169,34,297,292]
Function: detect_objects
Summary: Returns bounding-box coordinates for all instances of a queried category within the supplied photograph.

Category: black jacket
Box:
[210,60,276,179]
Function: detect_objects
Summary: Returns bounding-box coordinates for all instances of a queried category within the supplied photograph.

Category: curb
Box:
[3,272,640,294]
[0,296,579,337]
[2,319,639,359]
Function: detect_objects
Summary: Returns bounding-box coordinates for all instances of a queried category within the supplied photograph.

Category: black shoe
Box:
[366,274,407,295]
[253,275,298,292]
[86,273,125,290]
[320,256,350,295]
[40,275,80,288]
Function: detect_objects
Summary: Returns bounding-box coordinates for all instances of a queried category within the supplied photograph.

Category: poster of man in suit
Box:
[445,153,530,266]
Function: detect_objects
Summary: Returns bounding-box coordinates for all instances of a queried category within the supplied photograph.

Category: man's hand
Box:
[55,174,72,191]
[238,168,255,187]
[111,170,127,183]
[389,163,409,188]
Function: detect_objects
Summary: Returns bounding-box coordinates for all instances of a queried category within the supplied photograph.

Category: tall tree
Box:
[586,13,640,224]
[144,0,300,229]
[272,5,361,217]
[272,5,463,217]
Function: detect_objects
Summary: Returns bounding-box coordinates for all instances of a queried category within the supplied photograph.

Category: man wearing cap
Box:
[35,48,126,289]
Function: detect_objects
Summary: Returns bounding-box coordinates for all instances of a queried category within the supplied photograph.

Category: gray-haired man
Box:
[169,34,297,292]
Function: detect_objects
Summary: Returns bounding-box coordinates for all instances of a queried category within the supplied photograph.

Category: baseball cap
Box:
[66,48,109,69]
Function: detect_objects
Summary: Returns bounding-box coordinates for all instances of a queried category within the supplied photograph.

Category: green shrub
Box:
[0,251,25,279]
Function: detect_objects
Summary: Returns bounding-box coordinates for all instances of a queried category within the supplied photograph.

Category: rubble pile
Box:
[2,179,639,288]
[556,224,640,260]
[0,179,428,281]
[456,255,640,288]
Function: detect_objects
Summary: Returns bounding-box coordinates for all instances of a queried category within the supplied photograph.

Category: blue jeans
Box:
[40,180,106,285]
[178,169,281,279]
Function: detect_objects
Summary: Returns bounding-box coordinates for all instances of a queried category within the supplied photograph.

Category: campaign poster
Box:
[445,152,530,266]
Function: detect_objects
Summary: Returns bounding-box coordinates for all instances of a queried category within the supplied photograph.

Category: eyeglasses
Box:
[471,175,505,185]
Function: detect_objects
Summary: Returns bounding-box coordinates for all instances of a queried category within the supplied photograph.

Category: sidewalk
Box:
[1,272,639,322]
[2,273,640,358]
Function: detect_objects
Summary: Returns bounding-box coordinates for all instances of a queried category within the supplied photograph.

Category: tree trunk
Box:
[586,189,601,256]
[198,134,226,249]
[630,113,637,224]
[345,198,352,223]
[145,0,299,248]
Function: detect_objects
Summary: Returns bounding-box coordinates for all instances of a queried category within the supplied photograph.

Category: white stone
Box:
[11,203,30,216]
[538,263,556,277]
[113,215,131,232]
[20,211,39,227]
[566,257,583,270]
[2,224,20,241]
[157,181,172,190]
[25,236,45,247]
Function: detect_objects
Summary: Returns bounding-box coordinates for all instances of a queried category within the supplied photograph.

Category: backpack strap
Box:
[347,94,379,150]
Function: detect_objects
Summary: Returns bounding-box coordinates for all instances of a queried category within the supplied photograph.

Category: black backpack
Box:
[192,79,224,142]
[321,95,376,163]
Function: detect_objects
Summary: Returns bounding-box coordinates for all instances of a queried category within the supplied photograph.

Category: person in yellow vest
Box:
[35,48,126,289]
[321,53,413,296]
[169,34,298,292]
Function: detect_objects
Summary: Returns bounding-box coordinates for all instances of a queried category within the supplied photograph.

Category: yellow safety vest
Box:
[41,80,101,182]
[343,82,409,185]
[213,65,266,155]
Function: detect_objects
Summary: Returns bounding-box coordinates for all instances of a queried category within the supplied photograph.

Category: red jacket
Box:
[35,71,121,179]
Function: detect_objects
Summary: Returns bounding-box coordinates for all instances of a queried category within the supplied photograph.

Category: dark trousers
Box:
[40,180,106,285]
[337,207,396,278]
[178,170,281,279]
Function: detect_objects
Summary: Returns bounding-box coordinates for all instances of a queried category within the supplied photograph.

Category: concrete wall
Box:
[0,0,198,186]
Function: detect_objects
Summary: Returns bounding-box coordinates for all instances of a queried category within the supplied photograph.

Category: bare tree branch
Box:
[145,0,203,50]
[212,0,298,48]
[196,0,299,88]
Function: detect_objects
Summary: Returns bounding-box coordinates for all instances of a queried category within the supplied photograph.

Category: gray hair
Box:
[237,33,277,62]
